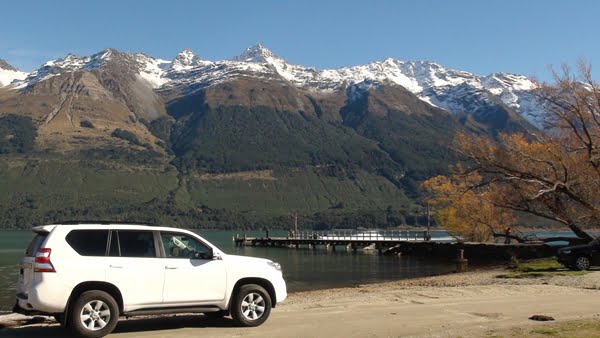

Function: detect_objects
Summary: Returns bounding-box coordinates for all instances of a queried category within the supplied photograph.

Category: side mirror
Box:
[193,248,214,260]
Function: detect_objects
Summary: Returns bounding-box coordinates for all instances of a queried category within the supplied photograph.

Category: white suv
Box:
[14,222,287,338]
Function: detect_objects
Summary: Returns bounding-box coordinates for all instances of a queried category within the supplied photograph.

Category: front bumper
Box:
[556,255,573,265]
[273,275,287,306]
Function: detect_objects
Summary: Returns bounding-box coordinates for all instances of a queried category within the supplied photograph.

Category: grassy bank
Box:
[497,258,589,279]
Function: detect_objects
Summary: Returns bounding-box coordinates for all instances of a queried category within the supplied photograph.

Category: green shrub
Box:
[111,128,141,145]
[79,120,95,129]
[0,114,37,154]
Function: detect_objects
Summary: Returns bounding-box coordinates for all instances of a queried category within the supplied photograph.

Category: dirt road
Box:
[3,271,600,337]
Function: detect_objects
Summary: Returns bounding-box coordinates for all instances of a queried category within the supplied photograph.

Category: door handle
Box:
[165,266,178,269]
[110,265,123,269]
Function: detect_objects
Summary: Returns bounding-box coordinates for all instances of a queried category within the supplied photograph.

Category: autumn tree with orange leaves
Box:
[424,61,600,242]
[421,170,515,242]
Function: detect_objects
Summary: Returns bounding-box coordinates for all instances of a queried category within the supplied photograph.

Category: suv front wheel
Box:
[575,256,591,271]
[231,284,272,327]
[68,290,119,338]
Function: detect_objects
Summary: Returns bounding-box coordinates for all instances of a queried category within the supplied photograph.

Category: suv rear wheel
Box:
[68,290,119,338]
[231,284,272,327]
[575,256,591,271]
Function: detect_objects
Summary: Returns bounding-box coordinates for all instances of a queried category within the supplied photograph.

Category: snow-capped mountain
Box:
[3,44,544,127]
[19,49,171,89]
[169,49,210,72]
[0,59,28,87]
[481,73,540,127]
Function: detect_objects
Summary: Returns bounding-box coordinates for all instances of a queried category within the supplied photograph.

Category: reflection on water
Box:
[203,230,456,292]
[0,231,29,312]
[227,242,452,292]
[0,229,458,311]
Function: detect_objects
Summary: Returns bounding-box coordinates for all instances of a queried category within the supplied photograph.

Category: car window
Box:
[65,230,109,256]
[116,231,156,258]
[161,232,212,259]
[25,233,48,257]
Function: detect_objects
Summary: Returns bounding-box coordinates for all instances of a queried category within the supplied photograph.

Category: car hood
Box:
[559,244,590,252]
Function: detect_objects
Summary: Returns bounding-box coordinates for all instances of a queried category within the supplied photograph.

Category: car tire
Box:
[575,256,591,271]
[68,290,119,338]
[231,284,272,327]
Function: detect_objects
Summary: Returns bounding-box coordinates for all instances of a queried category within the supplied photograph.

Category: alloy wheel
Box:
[80,300,111,331]
[240,292,266,321]
[575,256,591,271]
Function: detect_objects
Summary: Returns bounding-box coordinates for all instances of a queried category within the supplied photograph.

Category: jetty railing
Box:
[288,229,449,241]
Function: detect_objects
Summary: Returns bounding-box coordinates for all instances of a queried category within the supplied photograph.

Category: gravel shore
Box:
[2,267,599,337]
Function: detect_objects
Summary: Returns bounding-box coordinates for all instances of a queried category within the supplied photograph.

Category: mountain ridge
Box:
[1,44,544,127]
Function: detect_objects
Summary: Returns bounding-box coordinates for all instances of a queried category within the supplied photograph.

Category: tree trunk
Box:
[568,223,594,242]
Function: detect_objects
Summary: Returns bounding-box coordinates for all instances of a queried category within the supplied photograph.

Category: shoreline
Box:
[0,261,496,312]
[2,266,600,337]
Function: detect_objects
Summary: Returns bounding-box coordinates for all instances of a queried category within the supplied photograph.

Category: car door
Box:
[160,232,227,305]
[592,240,600,266]
[105,230,165,309]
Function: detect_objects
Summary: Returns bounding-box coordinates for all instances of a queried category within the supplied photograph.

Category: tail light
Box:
[34,248,56,273]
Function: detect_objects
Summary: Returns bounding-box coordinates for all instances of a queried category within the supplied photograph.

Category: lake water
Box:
[0,229,458,312]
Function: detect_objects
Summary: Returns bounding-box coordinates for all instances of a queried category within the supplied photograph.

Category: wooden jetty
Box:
[233,229,558,261]
[234,229,438,254]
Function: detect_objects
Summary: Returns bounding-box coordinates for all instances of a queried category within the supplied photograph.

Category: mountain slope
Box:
[166,77,400,174]
[0,50,170,154]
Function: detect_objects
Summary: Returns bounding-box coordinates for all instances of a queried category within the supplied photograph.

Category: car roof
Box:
[32,222,191,233]
[54,221,158,226]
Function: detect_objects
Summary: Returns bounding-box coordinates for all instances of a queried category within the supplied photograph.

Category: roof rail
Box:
[48,221,158,226]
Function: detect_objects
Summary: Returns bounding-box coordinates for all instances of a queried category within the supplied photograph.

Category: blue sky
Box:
[2,0,599,80]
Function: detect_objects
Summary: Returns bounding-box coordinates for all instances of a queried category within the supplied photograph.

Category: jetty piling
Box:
[456,249,468,272]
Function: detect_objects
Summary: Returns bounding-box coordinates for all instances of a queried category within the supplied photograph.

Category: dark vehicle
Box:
[557,239,600,271]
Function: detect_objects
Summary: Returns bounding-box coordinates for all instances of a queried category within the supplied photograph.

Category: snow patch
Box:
[0,68,28,87]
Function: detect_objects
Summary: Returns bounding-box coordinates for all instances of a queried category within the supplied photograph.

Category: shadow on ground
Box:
[0,314,235,337]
